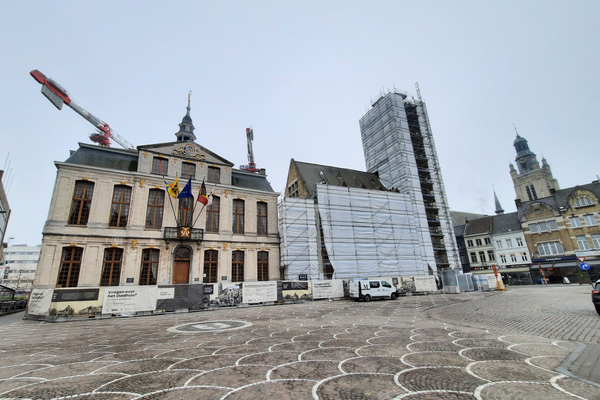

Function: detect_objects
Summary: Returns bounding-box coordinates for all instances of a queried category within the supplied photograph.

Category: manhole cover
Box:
[168,320,252,333]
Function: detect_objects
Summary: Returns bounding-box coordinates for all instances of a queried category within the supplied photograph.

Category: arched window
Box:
[206,196,220,233]
[57,247,83,288]
[575,196,593,207]
[257,251,269,281]
[178,196,194,227]
[69,181,94,225]
[203,250,218,283]
[140,249,159,285]
[232,250,244,282]
[100,248,123,286]
[109,185,132,227]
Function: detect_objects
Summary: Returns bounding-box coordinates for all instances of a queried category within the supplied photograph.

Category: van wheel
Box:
[364,295,371,302]
[391,292,398,300]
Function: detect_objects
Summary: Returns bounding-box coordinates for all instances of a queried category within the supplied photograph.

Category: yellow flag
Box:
[167,177,179,198]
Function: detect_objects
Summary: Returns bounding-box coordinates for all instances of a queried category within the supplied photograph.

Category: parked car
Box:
[592,279,600,315]
[349,279,399,301]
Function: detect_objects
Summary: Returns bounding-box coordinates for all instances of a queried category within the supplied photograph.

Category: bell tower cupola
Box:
[509,127,559,203]
[175,91,196,142]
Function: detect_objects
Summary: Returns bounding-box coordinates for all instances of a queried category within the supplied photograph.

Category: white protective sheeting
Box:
[278,197,320,279]
[316,185,429,278]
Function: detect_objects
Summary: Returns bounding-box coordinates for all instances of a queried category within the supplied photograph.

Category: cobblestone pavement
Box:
[0,286,599,400]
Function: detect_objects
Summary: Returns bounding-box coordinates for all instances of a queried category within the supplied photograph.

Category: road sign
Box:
[577,256,586,263]
[580,262,590,271]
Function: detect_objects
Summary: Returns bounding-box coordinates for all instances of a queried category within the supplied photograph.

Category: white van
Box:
[349,279,399,302]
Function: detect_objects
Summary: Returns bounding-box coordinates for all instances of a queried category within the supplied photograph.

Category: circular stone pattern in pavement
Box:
[167,320,252,333]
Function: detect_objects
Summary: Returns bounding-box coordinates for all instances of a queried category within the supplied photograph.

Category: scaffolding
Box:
[279,186,429,280]
[359,88,461,272]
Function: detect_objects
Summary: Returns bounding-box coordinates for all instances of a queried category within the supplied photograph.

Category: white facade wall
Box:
[1,245,40,291]
[492,231,531,267]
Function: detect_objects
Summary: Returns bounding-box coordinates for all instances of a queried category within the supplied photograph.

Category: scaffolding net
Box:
[278,197,319,279]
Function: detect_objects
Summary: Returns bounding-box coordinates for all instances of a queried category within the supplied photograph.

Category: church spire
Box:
[494,189,504,215]
[175,91,196,142]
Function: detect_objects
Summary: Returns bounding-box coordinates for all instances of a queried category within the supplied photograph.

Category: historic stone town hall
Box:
[32,100,280,312]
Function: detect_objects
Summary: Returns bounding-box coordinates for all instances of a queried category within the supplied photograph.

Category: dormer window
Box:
[575,196,593,207]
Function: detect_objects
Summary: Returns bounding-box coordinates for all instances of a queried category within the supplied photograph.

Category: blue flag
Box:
[177,177,193,198]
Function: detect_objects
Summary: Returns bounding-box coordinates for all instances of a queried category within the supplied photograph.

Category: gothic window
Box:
[56,247,83,288]
[152,157,168,175]
[526,186,533,201]
[530,185,538,200]
[140,249,159,285]
[206,196,220,233]
[203,250,218,283]
[232,250,244,282]
[100,248,123,286]
[69,181,94,225]
[109,185,132,227]
[145,189,164,229]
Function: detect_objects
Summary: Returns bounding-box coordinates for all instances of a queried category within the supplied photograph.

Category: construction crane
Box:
[240,127,259,172]
[30,70,135,149]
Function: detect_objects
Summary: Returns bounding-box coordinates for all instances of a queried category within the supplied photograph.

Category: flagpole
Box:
[164,176,180,228]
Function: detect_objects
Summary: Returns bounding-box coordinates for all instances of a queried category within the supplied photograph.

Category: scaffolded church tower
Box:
[359,89,460,272]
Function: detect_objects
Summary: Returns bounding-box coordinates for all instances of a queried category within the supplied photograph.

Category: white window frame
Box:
[510,254,517,262]
[521,253,528,261]
[584,214,596,226]
[570,217,582,228]
[500,254,507,263]
[495,240,502,249]
[592,234,600,249]
[576,235,591,250]
[537,241,564,256]
[516,237,523,246]
[506,239,513,247]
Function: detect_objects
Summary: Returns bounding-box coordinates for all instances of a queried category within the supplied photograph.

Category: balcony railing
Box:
[163,227,204,249]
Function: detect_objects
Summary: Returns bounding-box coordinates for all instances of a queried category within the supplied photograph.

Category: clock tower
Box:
[510,132,559,202]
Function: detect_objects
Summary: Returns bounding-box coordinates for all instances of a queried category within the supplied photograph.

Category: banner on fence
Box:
[103,287,157,314]
[312,279,344,299]
[242,281,278,303]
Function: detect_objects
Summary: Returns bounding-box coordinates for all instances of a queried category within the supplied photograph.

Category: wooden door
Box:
[173,261,190,284]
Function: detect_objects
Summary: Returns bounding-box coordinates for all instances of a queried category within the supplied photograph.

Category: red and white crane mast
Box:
[240,127,259,172]
[29,70,135,149]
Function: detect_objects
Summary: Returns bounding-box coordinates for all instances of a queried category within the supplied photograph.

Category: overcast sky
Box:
[1,1,599,246]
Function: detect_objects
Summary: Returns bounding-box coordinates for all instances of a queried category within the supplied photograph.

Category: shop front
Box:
[530,255,598,284]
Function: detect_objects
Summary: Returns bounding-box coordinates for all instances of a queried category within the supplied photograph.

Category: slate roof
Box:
[450,211,487,226]
[464,216,493,235]
[63,143,138,171]
[231,171,275,192]
[492,212,521,234]
[454,224,466,237]
[292,159,386,192]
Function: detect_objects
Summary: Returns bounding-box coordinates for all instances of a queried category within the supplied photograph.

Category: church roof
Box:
[291,159,386,193]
